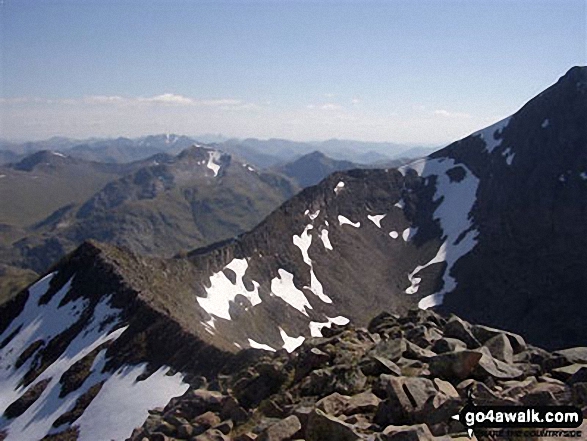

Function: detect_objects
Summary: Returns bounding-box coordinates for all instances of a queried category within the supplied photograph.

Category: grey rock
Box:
[359,355,402,377]
[470,325,526,354]
[316,392,350,417]
[345,391,382,415]
[428,350,483,381]
[443,316,480,349]
[220,396,249,424]
[295,348,331,381]
[483,334,514,363]
[473,347,524,380]
[306,409,362,441]
[257,415,302,441]
[554,347,587,364]
[431,338,467,354]
[381,423,436,441]
[193,428,230,441]
[372,338,408,362]
[552,364,587,382]
[213,420,234,435]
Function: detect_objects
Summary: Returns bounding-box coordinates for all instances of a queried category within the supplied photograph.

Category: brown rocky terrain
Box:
[127,309,587,441]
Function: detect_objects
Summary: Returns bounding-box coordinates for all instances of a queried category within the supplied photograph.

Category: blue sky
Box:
[1,0,585,144]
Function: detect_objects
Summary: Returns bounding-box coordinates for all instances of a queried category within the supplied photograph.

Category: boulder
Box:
[483,334,514,363]
[554,347,587,364]
[569,367,587,385]
[499,377,538,399]
[428,350,482,381]
[372,338,408,362]
[345,391,382,415]
[381,423,436,441]
[404,325,443,348]
[306,409,363,441]
[359,355,402,377]
[572,383,587,405]
[456,379,518,406]
[405,341,437,361]
[294,348,331,381]
[520,382,571,406]
[368,312,401,335]
[193,411,221,429]
[431,338,467,354]
[193,428,230,441]
[443,316,480,349]
[472,347,524,380]
[220,396,249,424]
[470,324,526,354]
[316,392,350,416]
[374,376,437,426]
[257,415,302,441]
[552,364,587,382]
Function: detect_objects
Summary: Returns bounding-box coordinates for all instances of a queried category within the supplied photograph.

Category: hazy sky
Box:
[1,0,585,144]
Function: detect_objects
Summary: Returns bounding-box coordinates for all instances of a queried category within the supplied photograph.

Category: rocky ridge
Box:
[129,309,587,441]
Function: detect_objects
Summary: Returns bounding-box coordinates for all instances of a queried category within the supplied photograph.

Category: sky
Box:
[0,0,585,145]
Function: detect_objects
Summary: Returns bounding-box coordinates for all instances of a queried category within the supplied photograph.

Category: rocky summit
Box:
[128,309,587,441]
[0,67,585,439]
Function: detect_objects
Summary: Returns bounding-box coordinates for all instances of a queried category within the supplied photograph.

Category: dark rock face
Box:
[128,309,587,441]
[438,66,587,349]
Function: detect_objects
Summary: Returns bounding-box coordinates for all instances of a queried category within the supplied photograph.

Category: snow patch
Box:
[0,272,144,441]
[402,227,418,241]
[309,316,350,337]
[334,181,345,194]
[292,225,332,303]
[389,231,399,239]
[279,328,305,353]
[75,364,188,441]
[270,269,312,316]
[293,225,313,266]
[394,199,405,210]
[308,209,320,220]
[367,214,386,228]
[197,258,261,322]
[415,158,481,309]
[338,215,360,228]
[320,228,333,250]
[472,116,511,153]
[248,339,276,352]
[206,151,222,176]
[502,147,515,166]
[580,172,587,180]
[541,118,550,128]
[51,151,66,158]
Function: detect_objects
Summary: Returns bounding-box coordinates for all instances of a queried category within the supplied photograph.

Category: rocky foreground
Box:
[129,310,587,440]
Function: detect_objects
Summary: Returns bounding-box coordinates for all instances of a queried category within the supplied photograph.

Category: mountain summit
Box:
[0,67,585,439]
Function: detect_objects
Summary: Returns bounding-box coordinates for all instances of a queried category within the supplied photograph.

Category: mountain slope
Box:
[276,151,359,187]
[0,151,129,228]
[3,145,298,273]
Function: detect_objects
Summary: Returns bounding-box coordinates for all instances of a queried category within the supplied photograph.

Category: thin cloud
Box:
[307,103,343,110]
[433,109,471,119]
[84,95,126,104]
[139,93,194,105]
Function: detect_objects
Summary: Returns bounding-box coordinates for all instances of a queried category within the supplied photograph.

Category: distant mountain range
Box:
[1,134,435,168]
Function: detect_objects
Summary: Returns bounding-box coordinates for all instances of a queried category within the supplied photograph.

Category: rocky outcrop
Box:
[129,309,587,441]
